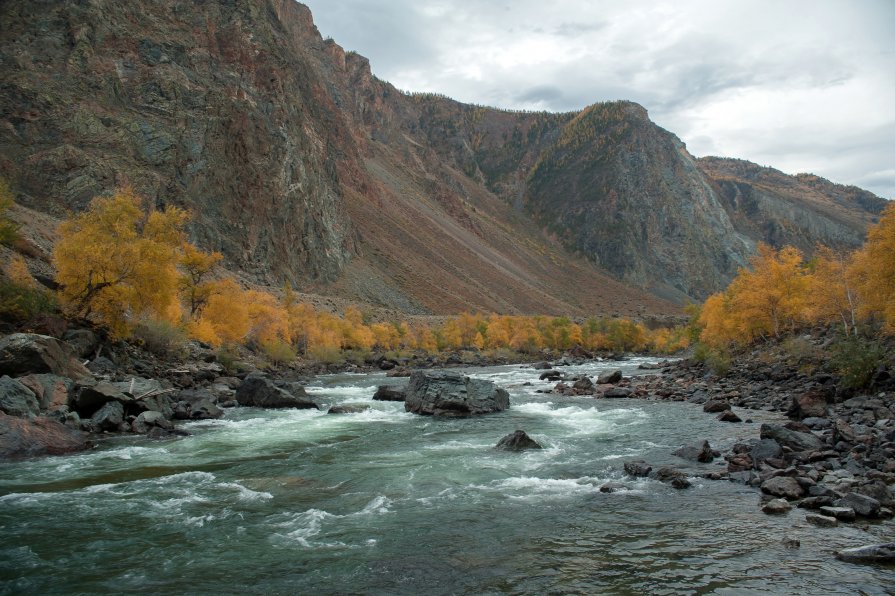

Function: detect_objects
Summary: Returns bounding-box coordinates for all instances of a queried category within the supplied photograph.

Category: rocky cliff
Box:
[0,0,885,312]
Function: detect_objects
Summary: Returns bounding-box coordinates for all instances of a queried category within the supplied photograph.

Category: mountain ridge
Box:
[0,0,886,315]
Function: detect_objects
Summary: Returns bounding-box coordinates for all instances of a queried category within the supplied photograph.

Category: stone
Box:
[653,467,691,489]
[750,438,783,469]
[760,423,824,452]
[539,370,563,382]
[797,496,836,509]
[495,430,542,451]
[572,377,595,393]
[673,440,714,463]
[788,390,830,420]
[0,333,91,379]
[819,506,856,521]
[0,375,40,417]
[805,513,838,527]
[72,382,131,417]
[836,542,895,564]
[532,361,552,370]
[16,374,72,410]
[717,410,742,422]
[760,476,805,499]
[372,385,406,402]
[235,375,318,409]
[624,460,652,477]
[131,410,174,433]
[171,389,221,420]
[327,404,371,414]
[0,411,89,458]
[404,371,509,417]
[836,492,881,518]
[599,482,626,493]
[702,398,731,413]
[782,537,801,549]
[597,370,622,384]
[762,498,792,514]
[62,328,99,358]
[603,387,632,398]
[726,453,753,472]
[91,401,124,432]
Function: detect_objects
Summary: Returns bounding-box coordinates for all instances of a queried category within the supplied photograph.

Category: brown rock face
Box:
[0,412,90,459]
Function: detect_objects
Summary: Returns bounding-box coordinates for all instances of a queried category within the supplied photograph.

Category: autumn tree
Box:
[849,202,895,334]
[54,189,187,336]
[807,246,858,335]
[179,243,223,318]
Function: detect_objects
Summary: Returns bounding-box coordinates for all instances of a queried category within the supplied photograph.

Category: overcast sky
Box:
[301,0,895,199]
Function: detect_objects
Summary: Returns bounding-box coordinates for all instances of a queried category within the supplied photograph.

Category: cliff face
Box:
[699,157,886,255]
[0,1,885,312]
[0,0,355,283]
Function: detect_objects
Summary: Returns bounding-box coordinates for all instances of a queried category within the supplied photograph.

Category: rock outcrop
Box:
[404,371,509,417]
[235,375,318,409]
[0,412,89,458]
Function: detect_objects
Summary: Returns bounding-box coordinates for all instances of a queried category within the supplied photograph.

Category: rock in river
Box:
[495,430,542,451]
[836,542,895,564]
[0,411,89,458]
[404,371,509,417]
[235,375,318,409]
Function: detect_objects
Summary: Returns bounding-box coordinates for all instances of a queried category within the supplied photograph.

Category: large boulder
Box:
[91,401,125,432]
[750,438,782,468]
[235,375,318,409]
[16,374,72,410]
[372,385,406,402]
[760,423,824,452]
[836,492,881,518]
[131,411,174,434]
[495,430,542,451]
[71,382,132,417]
[0,333,91,379]
[761,476,805,500]
[0,411,90,458]
[404,371,509,417]
[597,370,622,384]
[172,389,222,420]
[788,390,830,420]
[0,375,40,417]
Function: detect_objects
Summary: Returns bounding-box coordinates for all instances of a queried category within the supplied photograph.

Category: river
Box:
[1,357,892,594]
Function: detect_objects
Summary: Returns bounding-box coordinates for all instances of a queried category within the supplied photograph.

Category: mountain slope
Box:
[0,0,885,314]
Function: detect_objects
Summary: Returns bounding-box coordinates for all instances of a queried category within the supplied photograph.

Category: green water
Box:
[1,359,892,594]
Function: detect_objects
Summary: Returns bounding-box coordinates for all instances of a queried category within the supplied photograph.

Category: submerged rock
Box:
[762,498,792,514]
[652,466,691,489]
[328,404,371,414]
[836,542,895,564]
[404,371,509,417]
[372,385,406,402]
[495,430,542,451]
[624,460,652,477]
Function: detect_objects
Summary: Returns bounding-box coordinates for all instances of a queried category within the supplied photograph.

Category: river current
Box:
[1,357,893,594]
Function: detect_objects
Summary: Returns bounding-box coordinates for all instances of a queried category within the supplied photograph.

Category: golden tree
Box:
[179,243,223,318]
[54,189,187,336]
[807,246,858,335]
[849,202,895,333]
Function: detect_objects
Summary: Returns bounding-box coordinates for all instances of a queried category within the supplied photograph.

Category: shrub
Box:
[132,318,187,357]
[830,334,887,391]
[692,342,731,376]
[261,339,296,366]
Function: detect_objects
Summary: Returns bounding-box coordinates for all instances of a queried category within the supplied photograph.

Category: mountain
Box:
[0,0,886,314]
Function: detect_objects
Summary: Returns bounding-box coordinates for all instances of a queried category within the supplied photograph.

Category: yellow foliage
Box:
[5,255,35,289]
[807,247,858,335]
[191,278,250,346]
[179,242,223,318]
[53,188,187,337]
[849,202,895,334]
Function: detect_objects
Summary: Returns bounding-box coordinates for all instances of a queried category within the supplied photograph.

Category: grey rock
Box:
[539,370,563,381]
[603,387,632,398]
[819,506,856,521]
[624,460,652,477]
[235,375,318,409]
[16,374,72,410]
[797,496,836,509]
[495,430,542,451]
[327,404,371,414]
[572,377,595,393]
[72,382,131,417]
[372,385,406,402]
[673,440,714,463]
[760,423,824,452]
[0,376,40,417]
[836,492,881,518]
[836,542,895,564]
[62,329,99,359]
[599,482,626,493]
[702,398,731,413]
[760,476,804,499]
[653,466,691,489]
[750,438,783,468]
[91,401,124,432]
[0,333,91,379]
[404,371,509,417]
[131,410,174,433]
[805,513,838,527]
[717,410,742,423]
[762,498,792,514]
[597,370,622,384]
[788,390,829,420]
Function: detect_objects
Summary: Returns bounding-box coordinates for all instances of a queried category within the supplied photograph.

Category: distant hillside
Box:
[0,0,885,314]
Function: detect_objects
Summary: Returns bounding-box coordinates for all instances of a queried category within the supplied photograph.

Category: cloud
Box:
[300,0,895,199]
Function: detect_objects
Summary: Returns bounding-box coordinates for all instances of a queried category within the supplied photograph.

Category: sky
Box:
[301,0,895,199]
